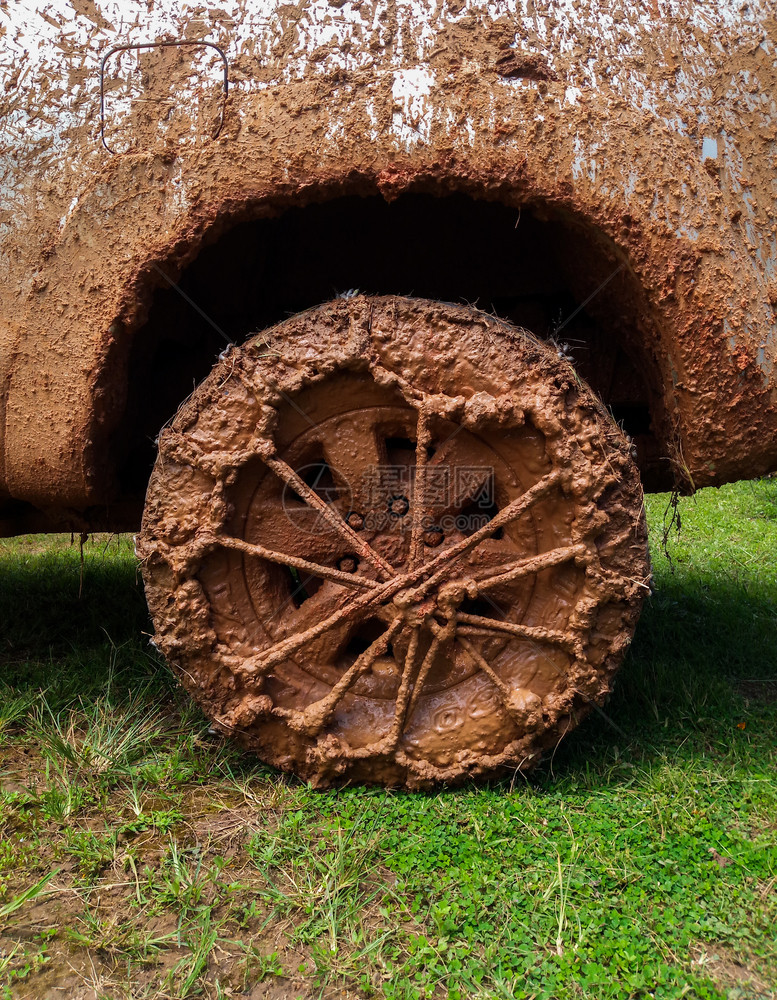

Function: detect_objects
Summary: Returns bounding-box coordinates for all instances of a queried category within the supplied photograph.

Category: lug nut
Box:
[338,556,358,573]
[346,511,364,530]
[388,495,409,517]
[422,526,444,547]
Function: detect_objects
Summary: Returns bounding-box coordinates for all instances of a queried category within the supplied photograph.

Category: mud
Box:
[1,1,777,534]
[138,296,649,787]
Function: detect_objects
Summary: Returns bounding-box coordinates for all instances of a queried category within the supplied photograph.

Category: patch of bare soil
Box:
[0,764,370,999]
[2,881,325,1000]
[736,679,777,705]
[692,943,776,1000]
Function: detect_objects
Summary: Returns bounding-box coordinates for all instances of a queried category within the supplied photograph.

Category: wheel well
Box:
[112,190,670,512]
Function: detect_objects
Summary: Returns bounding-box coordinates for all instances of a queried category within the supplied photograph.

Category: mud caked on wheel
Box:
[139,296,649,788]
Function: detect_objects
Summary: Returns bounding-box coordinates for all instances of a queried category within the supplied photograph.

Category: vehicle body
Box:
[1,0,775,784]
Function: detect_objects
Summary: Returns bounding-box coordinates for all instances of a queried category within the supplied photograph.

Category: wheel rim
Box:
[139,296,649,787]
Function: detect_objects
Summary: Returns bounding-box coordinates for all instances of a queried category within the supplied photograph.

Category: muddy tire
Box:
[138,296,649,788]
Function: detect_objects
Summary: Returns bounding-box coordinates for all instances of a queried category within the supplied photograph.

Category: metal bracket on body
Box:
[99,40,229,153]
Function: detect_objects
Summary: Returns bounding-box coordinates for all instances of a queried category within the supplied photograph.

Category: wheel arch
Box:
[90,172,681,521]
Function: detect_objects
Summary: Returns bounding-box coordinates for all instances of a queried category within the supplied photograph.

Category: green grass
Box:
[0,481,775,999]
